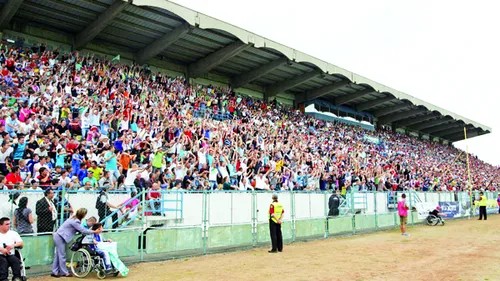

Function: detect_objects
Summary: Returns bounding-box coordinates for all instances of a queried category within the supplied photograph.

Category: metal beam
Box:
[266,70,323,100]
[188,41,251,79]
[135,22,190,65]
[334,88,374,106]
[437,126,473,138]
[356,96,395,112]
[377,108,427,124]
[393,113,439,128]
[74,0,129,50]
[373,103,411,117]
[423,122,461,134]
[230,57,289,89]
[0,0,24,30]
[410,117,451,131]
[296,80,350,104]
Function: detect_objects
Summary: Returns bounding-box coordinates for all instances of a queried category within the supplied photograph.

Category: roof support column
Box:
[188,41,251,79]
[0,0,24,30]
[335,88,374,106]
[230,57,289,89]
[135,22,190,65]
[74,0,129,50]
[295,80,350,104]
[356,96,395,112]
[265,70,323,101]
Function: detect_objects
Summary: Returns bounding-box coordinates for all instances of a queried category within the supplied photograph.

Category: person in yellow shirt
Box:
[268,193,284,253]
[478,192,487,220]
[88,161,103,181]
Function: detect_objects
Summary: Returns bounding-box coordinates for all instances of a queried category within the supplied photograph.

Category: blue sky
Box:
[171,0,500,166]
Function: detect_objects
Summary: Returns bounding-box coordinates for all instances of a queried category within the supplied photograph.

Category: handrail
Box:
[100,191,144,229]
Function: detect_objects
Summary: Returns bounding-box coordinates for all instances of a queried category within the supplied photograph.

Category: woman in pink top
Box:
[397,193,410,236]
[120,191,141,222]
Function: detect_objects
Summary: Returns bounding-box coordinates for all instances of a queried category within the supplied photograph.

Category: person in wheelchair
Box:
[89,223,114,274]
[427,206,446,225]
[0,217,24,281]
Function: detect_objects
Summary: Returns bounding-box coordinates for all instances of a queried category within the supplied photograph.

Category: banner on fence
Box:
[438,201,460,218]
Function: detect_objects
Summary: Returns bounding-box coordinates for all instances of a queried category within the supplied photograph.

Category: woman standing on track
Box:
[52,208,96,278]
[398,194,410,236]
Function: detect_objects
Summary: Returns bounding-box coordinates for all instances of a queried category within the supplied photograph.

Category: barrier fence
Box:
[0,189,498,274]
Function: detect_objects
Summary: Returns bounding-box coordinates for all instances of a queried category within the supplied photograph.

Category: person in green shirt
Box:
[82,171,98,189]
[152,148,167,173]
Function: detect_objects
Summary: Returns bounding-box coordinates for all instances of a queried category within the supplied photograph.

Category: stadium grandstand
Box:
[0,0,500,279]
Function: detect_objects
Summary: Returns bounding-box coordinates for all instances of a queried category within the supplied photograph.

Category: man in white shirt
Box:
[0,217,24,281]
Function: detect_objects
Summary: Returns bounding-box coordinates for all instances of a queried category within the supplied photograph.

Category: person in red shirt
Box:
[147,182,162,215]
[5,166,23,189]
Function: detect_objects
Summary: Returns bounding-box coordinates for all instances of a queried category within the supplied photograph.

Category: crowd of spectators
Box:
[0,39,498,199]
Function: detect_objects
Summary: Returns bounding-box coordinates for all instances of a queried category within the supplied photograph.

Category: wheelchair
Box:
[7,247,28,281]
[426,213,445,226]
[69,235,119,280]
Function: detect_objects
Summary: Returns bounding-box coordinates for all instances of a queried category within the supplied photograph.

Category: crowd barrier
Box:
[0,189,497,274]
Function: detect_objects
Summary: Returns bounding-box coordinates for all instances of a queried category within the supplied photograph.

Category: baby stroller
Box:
[426,207,445,226]
[69,235,119,279]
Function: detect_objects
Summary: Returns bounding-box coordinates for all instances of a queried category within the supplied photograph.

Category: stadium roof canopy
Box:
[0,0,491,142]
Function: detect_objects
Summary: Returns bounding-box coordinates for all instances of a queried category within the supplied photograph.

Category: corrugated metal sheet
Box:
[162,45,206,60]
[146,6,185,20]
[101,26,154,45]
[235,50,271,65]
[20,3,92,26]
[161,50,197,64]
[213,61,249,73]
[95,33,145,49]
[174,38,218,54]
[15,11,81,32]
[182,33,226,50]
[109,20,164,39]
[190,28,236,44]
[118,13,175,34]
[168,41,213,57]
[223,56,260,70]
[36,0,103,15]
[270,66,305,77]
[245,47,281,61]
[124,5,182,28]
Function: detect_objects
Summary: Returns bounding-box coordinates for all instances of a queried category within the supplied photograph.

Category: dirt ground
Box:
[32,215,500,281]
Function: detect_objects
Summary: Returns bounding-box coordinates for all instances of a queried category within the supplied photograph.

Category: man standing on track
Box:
[478,192,487,220]
[398,193,410,236]
[268,193,284,253]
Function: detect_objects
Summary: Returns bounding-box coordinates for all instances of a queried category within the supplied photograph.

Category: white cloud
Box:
[171,0,500,165]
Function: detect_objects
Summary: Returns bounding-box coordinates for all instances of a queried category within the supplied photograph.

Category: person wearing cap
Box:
[268,193,284,253]
[83,170,98,189]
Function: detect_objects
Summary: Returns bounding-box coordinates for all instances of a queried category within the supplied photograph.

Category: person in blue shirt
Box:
[71,148,83,177]
[77,163,88,182]
[55,149,66,168]
[89,223,113,272]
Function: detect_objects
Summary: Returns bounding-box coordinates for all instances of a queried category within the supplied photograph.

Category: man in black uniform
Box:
[328,188,342,217]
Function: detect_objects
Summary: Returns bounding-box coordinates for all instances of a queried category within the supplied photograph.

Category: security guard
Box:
[268,193,284,253]
[478,192,487,220]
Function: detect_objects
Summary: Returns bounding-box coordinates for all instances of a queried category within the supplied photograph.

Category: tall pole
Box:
[464,127,473,218]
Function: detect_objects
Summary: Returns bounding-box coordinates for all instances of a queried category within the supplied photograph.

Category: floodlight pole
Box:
[464,127,473,219]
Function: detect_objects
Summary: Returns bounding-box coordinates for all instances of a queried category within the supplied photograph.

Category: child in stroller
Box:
[426,206,446,226]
